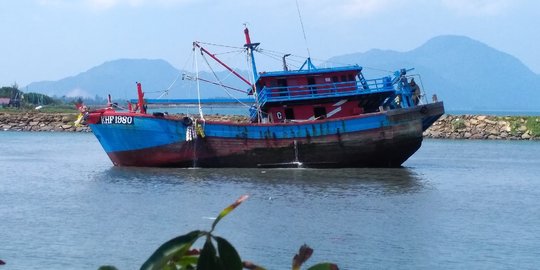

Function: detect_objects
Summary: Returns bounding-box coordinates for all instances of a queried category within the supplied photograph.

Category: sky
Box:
[1,0,539,87]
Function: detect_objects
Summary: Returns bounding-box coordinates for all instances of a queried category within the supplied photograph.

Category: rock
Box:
[464,132,472,138]
[477,116,487,121]
[41,126,53,132]
[471,133,484,139]
[522,133,531,139]
[518,126,527,132]
[62,124,73,129]
[29,121,39,126]
[61,116,72,123]
[484,119,497,125]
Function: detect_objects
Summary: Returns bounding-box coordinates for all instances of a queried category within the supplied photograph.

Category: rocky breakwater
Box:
[0,112,91,132]
[424,115,540,140]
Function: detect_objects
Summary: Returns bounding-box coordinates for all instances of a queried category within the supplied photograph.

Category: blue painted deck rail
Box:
[257,76,395,107]
[134,98,255,104]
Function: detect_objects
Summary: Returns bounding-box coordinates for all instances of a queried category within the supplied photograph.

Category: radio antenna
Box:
[295,0,311,58]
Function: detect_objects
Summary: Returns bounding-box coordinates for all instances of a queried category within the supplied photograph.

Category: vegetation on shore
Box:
[0,84,108,113]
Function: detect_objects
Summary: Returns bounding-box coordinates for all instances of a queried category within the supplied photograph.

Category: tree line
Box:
[0,84,112,108]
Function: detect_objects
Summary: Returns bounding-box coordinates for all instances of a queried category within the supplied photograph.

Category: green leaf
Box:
[98,266,118,270]
[215,236,242,270]
[211,195,249,232]
[306,263,339,270]
[140,230,202,270]
[197,238,221,270]
[175,255,199,269]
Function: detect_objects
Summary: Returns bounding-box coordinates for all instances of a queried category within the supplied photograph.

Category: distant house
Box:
[0,97,10,107]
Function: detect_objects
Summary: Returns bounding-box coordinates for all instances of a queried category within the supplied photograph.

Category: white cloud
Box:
[441,0,516,16]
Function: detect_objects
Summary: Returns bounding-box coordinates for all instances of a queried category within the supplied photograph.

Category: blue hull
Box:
[90,102,444,168]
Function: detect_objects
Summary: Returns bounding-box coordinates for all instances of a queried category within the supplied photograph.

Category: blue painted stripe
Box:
[91,117,185,152]
[130,98,255,104]
[91,114,389,153]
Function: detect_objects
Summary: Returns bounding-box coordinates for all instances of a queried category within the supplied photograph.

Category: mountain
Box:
[329,35,540,111]
[25,58,250,100]
[26,36,540,111]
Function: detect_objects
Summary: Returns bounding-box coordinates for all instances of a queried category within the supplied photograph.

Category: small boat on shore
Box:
[85,27,444,168]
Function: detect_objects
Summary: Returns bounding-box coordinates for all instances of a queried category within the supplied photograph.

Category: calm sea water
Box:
[1,132,539,270]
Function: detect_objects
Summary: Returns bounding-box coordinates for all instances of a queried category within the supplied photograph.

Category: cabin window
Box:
[340,75,347,82]
[285,108,295,120]
[348,74,355,81]
[314,107,327,119]
[277,79,288,96]
[307,77,317,94]
[332,76,338,83]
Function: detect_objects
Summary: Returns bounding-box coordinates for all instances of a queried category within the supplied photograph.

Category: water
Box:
[1,132,539,269]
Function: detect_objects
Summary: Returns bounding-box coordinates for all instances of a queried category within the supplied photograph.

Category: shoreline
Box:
[1,111,538,140]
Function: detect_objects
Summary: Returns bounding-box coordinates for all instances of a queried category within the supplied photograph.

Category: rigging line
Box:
[197,77,248,94]
[200,51,252,108]
[181,49,196,71]
[362,66,394,73]
[196,41,244,50]
[257,47,325,63]
[208,49,252,85]
[155,50,197,99]
[257,48,327,65]
[295,0,311,58]
[257,51,284,63]
[256,51,302,70]
[214,49,245,56]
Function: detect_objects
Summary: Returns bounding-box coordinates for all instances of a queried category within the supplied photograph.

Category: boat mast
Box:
[136,82,146,114]
[243,26,263,122]
[243,26,260,84]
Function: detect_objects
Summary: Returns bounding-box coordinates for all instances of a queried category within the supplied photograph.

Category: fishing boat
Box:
[85,27,444,168]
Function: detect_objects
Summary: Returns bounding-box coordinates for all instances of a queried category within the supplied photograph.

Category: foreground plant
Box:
[99,195,338,270]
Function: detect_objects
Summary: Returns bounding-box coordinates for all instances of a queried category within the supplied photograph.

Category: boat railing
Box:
[257,77,394,106]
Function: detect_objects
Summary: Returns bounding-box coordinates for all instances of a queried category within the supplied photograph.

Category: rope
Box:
[195,41,244,50]
[214,49,245,56]
[295,0,311,58]
[200,52,253,108]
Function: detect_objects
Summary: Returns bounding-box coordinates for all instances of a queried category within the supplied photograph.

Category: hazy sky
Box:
[1,0,539,87]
